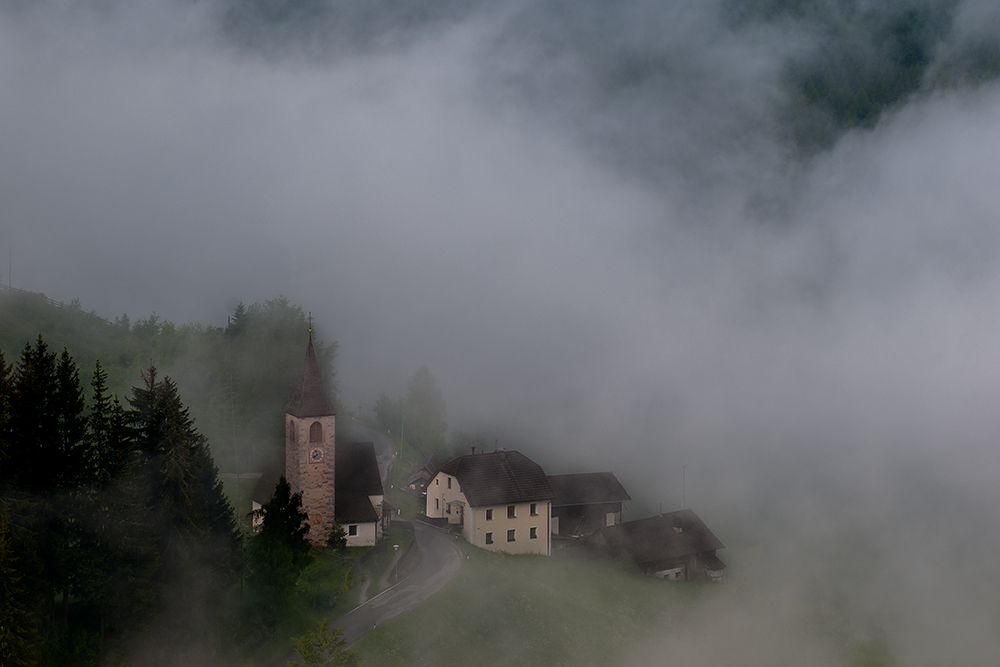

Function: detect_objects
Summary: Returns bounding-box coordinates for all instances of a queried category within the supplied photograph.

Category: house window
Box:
[309,421,323,443]
[485,508,493,521]
[485,532,493,545]
[447,477,452,489]
[348,525,357,536]
[530,527,537,539]
[435,478,439,485]
[434,498,439,510]
[507,505,516,519]
[446,504,451,514]
[530,503,538,516]
[507,529,515,542]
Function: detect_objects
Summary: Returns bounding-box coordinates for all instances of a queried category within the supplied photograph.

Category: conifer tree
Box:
[127,367,238,600]
[0,350,11,485]
[0,500,39,667]
[8,337,59,492]
[86,360,132,487]
[53,349,87,489]
[247,475,311,623]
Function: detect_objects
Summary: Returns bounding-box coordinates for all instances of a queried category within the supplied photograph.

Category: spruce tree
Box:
[53,349,87,489]
[127,367,238,603]
[247,475,311,624]
[8,337,59,492]
[0,350,11,486]
[86,360,132,487]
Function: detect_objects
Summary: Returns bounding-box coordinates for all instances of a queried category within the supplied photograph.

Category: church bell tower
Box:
[285,328,336,546]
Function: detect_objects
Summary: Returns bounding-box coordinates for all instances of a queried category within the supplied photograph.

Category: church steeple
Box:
[285,330,336,418]
[284,325,337,545]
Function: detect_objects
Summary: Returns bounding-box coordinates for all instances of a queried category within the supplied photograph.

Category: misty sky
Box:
[4,2,1000,661]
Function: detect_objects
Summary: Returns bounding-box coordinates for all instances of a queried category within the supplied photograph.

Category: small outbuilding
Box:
[587,509,726,582]
[547,472,631,537]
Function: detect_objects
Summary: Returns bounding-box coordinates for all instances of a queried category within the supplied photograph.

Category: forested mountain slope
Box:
[0,287,350,472]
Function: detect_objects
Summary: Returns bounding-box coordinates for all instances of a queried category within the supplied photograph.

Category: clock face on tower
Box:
[309,447,325,463]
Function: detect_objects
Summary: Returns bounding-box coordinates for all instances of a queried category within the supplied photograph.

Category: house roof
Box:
[335,441,384,524]
[406,456,442,486]
[589,509,724,566]
[547,472,631,506]
[285,332,336,418]
[436,450,554,507]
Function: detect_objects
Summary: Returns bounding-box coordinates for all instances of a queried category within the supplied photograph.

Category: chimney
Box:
[673,516,683,534]
[471,446,476,455]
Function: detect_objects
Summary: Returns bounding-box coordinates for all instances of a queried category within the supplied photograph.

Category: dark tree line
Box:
[0,336,239,667]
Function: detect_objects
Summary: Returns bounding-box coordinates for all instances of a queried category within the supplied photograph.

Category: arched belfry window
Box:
[310,421,323,443]
[288,422,296,443]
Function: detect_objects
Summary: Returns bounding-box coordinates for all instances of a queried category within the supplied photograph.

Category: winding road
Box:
[335,521,463,645]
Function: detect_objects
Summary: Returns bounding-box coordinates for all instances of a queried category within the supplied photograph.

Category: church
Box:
[251,330,387,547]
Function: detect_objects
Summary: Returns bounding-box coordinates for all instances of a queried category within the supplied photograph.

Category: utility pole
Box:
[228,316,240,526]
[682,465,687,509]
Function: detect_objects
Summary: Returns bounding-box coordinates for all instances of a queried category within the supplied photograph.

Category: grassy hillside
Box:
[354,542,711,667]
[353,540,888,667]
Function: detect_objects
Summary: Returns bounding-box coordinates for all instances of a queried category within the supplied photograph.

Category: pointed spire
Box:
[285,330,336,418]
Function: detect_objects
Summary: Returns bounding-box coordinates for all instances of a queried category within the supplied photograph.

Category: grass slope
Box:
[353,542,716,667]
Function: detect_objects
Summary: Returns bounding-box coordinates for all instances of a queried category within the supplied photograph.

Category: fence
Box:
[0,283,113,326]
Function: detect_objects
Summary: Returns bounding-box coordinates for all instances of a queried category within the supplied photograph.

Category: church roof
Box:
[335,442,384,523]
[285,332,336,418]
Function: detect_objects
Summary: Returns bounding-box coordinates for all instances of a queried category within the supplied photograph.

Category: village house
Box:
[406,455,442,493]
[586,508,726,581]
[425,450,555,556]
[252,332,386,547]
[547,472,631,537]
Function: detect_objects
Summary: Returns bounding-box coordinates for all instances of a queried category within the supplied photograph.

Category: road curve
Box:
[279,521,463,665]
[335,521,463,645]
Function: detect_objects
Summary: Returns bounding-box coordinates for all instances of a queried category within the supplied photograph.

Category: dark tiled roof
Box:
[589,509,724,566]
[547,472,631,506]
[285,333,336,418]
[251,446,286,506]
[335,442,384,523]
[406,456,442,486]
[436,450,554,507]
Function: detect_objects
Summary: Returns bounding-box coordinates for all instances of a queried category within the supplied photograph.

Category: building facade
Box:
[425,450,554,556]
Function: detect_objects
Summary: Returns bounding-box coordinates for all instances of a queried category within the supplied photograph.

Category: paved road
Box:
[279,521,463,665]
[335,521,462,645]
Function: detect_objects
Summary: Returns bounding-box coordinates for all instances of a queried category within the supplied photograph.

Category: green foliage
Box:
[0,500,38,667]
[290,619,361,667]
[247,476,313,629]
[0,338,239,665]
[0,291,348,476]
[721,0,1000,151]
[326,523,348,552]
